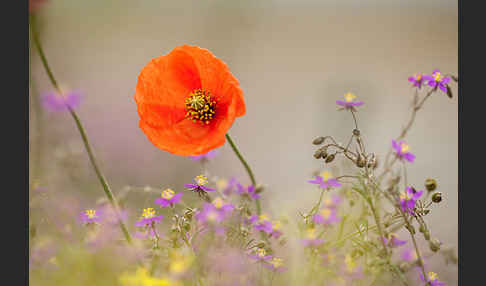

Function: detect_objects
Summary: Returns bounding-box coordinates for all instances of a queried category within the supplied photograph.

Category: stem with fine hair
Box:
[225,133,261,215]
[30,17,132,244]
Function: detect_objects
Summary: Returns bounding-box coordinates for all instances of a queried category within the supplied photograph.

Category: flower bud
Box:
[325,154,335,163]
[425,178,437,192]
[429,238,441,252]
[313,150,323,159]
[184,209,194,220]
[432,192,442,203]
[423,230,430,241]
[313,136,325,145]
[419,224,426,233]
[353,129,360,136]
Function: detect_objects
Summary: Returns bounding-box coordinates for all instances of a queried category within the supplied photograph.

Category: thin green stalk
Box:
[30,17,132,244]
[225,133,261,215]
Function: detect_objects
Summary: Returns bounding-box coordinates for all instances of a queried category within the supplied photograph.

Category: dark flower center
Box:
[185,89,217,124]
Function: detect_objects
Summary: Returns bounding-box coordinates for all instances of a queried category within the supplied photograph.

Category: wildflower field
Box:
[29,1,458,285]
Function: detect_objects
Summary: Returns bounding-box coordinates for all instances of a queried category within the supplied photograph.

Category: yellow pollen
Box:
[306,228,317,239]
[272,220,281,230]
[258,214,269,222]
[257,248,266,257]
[161,188,175,200]
[85,209,97,219]
[195,175,208,186]
[185,89,217,125]
[321,171,332,181]
[344,92,356,103]
[212,197,224,209]
[434,72,442,82]
[400,192,411,201]
[270,258,283,268]
[141,208,156,219]
[400,143,410,153]
[416,74,422,81]
[320,208,332,219]
[427,272,438,281]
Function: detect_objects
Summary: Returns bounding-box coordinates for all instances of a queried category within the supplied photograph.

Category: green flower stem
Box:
[30,17,132,244]
[225,133,261,215]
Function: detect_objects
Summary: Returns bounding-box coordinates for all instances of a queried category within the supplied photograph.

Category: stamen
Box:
[161,188,175,200]
[142,208,156,219]
[85,209,97,219]
[185,89,217,125]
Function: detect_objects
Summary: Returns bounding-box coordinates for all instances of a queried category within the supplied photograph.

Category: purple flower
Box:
[249,214,274,234]
[154,188,183,208]
[336,92,364,109]
[236,183,260,200]
[392,140,416,163]
[269,220,283,239]
[401,248,419,262]
[185,175,216,192]
[313,207,339,225]
[41,90,81,112]
[216,177,238,196]
[420,272,445,286]
[308,171,341,190]
[399,187,423,214]
[248,248,273,262]
[79,209,101,225]
[408,73,425,89]
[423,69,451,93]
[189,149,219,162]
[135,208,163,227]
[195,197,234,223]
[302,228,324,247]
[382,233,407,248]
[322,194,342,209]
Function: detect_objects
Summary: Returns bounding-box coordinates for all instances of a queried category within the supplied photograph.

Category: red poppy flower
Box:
[134,45,245,156]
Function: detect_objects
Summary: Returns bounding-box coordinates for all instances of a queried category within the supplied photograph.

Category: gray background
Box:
[30,0,457,284]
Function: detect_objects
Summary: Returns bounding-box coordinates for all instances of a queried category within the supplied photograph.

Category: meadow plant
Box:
[29,6,457,286]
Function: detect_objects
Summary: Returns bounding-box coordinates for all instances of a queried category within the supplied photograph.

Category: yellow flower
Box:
[119,267,172,286]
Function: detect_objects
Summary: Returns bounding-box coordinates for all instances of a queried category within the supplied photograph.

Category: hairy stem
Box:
[225,133,261,215]
[30,17,132,244]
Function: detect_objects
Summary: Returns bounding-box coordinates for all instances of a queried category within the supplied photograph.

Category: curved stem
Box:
[30,18,132,244]
[225,133,261,215]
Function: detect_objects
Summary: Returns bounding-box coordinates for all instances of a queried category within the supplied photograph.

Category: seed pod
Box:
[321,150,328,159]
[313,149,323,159]
[425,178,437,192]
[313,136,325,145]
[432,192,442,203]
[353,129,360,136]
[255,241,266,248]
[325,154,335,163]
[405,224,415,235]
[423,230,431,241]
[399,262,409,272]
[356,154,366,168]
[429,238,441,252]
[183,222,191,231]
[255,185,264,194]
[419,224,426,233]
